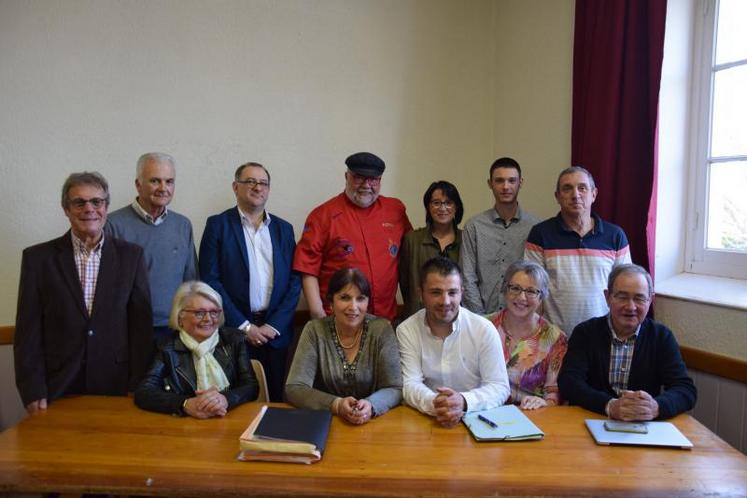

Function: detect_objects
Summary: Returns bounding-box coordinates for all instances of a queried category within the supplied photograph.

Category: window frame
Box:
[684,0,747,280]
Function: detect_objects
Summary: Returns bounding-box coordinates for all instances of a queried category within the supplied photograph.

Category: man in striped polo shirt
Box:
[524,166,631,336]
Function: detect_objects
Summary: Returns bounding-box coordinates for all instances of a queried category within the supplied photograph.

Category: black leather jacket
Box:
[134,327,258,416]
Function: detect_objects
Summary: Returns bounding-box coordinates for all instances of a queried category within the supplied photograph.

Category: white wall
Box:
[0,0,574,429]
[492,0,574,217]
[0,0,491,322]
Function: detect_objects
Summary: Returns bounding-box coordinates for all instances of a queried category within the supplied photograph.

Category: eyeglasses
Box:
[236,178,270,189]
[349,173,382,186]
[506,284,542,299]
[181,309,223,320]
[610,293,650,306]
[430,200,455,210]
[68,197,107,210]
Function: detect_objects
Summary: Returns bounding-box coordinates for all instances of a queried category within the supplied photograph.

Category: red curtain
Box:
[571,0,667,276]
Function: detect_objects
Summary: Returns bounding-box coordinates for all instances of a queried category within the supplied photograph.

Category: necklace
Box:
[335,324,362,349]
[502,313,540,343]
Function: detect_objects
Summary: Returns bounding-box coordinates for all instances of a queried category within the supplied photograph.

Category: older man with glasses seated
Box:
[558,264,696,421]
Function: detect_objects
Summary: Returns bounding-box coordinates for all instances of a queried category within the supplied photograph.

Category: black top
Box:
[134,327,258,416]
[558,316,696,419]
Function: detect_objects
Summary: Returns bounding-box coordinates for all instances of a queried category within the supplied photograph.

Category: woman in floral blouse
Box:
[489,260,567,409]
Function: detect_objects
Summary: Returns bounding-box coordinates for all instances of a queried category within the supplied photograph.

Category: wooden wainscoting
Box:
[680,346,747,385]
[688,368,747,454]
[0,326,13,346]
[3,322,746,384]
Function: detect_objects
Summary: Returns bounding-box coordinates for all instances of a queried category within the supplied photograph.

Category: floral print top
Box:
[489,310,568,405]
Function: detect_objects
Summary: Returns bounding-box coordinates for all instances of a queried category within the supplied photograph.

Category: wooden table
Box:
[0,396,745,497]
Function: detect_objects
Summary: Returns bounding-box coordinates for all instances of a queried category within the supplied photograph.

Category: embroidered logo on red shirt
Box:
[330,238,354,260]
[388,240,399,257]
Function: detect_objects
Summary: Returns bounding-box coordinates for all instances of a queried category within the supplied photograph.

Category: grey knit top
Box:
[285,315,403,415]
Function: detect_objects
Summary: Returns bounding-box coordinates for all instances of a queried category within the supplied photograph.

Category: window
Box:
[686,0,747,279]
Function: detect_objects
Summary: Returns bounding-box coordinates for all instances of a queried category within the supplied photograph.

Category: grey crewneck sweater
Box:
[106,204,198,326]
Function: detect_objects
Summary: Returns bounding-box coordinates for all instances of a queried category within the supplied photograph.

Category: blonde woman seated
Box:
[488,261,567,409]
[135,281,258,418]
[285,268,402,424]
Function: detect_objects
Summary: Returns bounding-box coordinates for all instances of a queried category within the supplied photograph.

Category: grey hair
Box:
[61,171,110,209]
[555,165,596,193]
[607,264,654,298]
[136,152,176,179]
[500,260,550,299]
[234,162,271,183]
[169,281,225,330]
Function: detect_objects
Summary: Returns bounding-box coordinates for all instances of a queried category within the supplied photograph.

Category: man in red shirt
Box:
[294,152,412,321]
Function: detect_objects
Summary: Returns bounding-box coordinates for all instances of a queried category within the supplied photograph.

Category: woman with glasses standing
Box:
[134,281,258,417]
[399,181,464,320]
[488,260,567,410]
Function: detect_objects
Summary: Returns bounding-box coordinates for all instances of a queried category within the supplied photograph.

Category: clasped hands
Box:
[245,324,278,347]
[519,395,549,410]
[609,390,659,421]
[183,386,229,419]
[433,387,466,428]
[26,398,48,414]
[332,396,373,425]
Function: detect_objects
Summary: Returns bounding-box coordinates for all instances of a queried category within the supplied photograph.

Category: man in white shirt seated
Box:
[396,257,510,427]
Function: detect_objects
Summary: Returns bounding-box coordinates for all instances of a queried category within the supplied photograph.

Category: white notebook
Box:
[463,405,544,441]
[585,419,693,449]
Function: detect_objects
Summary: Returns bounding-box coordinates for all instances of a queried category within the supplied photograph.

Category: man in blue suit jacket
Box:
[199,162,301,401]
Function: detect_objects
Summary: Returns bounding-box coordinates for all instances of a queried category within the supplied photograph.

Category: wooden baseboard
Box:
[0,326,13,346]
[2,324,746,385]
[680,345,747,384]
[0,312,315,345]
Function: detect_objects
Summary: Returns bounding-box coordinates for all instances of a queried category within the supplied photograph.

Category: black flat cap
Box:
[345,152,385,177]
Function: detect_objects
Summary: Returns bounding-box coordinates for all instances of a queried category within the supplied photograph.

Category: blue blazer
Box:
[199,208,301,349]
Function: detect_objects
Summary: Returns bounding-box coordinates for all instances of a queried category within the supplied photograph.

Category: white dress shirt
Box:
[238,207,274,311]
[396,307,510,416]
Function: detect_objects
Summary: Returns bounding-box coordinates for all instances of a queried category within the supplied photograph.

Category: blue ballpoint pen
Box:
[478,414,498,428]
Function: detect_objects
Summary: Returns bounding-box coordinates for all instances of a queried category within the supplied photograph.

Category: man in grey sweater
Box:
[107,152,198,342]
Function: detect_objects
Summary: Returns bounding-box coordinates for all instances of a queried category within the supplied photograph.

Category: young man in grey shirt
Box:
[460,157,539,314]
